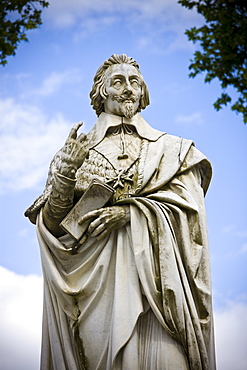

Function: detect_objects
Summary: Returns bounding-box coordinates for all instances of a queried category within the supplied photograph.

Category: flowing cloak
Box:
[26,113,216,370]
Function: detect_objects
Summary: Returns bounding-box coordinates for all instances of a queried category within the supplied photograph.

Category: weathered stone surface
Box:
[25,54,215,369]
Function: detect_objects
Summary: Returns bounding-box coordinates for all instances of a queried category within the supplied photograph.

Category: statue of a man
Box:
[25,54,216,370]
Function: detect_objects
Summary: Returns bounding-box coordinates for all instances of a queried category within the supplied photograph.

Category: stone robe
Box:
[27,113,215,370]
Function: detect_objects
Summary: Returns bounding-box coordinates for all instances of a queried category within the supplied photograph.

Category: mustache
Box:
[109,94,139,103]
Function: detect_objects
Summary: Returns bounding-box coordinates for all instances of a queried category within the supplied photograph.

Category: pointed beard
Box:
[122,101,134,119]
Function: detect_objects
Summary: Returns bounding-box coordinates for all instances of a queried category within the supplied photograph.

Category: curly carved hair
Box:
[90,54,150,116]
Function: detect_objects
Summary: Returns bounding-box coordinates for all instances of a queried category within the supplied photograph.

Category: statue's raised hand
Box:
[57,122,88,178]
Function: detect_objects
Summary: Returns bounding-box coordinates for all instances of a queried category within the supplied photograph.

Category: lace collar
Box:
[86,112,165,149]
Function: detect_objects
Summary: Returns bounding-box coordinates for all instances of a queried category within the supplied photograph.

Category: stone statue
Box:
[25,54,216,370]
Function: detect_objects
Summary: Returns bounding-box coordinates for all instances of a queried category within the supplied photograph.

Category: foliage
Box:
[0,0,49,66]
[178,0,247,123]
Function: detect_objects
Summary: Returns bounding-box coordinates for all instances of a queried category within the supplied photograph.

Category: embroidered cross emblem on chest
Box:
[106,169,134,189]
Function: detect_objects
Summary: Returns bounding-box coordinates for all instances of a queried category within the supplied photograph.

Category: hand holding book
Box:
[78,205,130,240]
[60,178,115,241]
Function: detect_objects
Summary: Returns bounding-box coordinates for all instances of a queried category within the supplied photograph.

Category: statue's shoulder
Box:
[158,132,192,145]
[152,132,194,156]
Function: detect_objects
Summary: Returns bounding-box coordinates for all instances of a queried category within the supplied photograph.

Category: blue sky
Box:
[0,1,247,369]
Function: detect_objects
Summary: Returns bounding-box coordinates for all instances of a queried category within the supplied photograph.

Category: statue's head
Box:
[90,54,150,118]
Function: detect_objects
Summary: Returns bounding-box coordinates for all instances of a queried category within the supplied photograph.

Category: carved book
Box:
[60,178,115,240]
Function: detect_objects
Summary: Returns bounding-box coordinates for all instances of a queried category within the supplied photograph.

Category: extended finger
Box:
[67,121,83,141]
[96,228,109,240]
[88,216,101,231]
[77,133,87,142]
[90,222,106,237]
[78,209,101,225]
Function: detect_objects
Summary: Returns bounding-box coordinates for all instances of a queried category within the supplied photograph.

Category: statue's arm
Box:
[43,172,76,237]
[43,123,88,237]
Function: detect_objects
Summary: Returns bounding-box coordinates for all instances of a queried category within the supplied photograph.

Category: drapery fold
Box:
[31,119,215,369]
[36,160,215,369]
[127,170,214,369]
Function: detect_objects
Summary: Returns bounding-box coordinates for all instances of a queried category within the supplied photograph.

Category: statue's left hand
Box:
[78,205,130,240]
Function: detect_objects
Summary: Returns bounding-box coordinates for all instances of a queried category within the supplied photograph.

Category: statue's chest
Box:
[75,134,148,202]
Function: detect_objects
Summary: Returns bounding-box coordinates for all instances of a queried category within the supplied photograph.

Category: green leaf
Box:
[0,1,49,66]
[179,0,247,124]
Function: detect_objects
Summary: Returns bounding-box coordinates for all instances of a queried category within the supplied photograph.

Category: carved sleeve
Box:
[43,170,77,237]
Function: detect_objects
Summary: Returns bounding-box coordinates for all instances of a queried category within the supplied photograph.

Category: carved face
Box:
[104,64,143,119]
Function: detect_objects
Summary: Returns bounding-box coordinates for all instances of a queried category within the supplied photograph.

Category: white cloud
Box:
[43,0,203,53]
[214,302,247,370]
[222,225,247,239]
[237,231,247,238]
[44,0,167,27]
[222,224,235,234]
[1,69,83,102]
[0,98,77,193]
[0,265,246,370]
[32,69,82,97]
[45,0,200,26]
[73,16,118,42]
[0,266,42,370]
[175,112,203,125]
[240,243,247,253]
[221,225,247,254]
